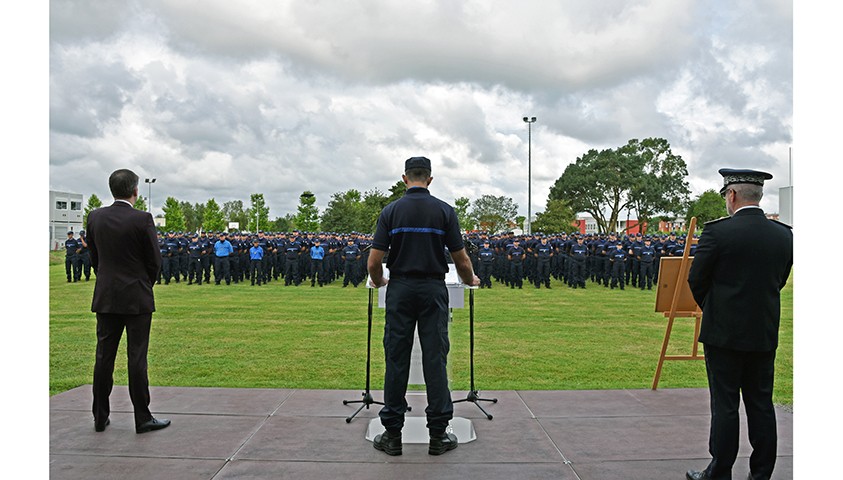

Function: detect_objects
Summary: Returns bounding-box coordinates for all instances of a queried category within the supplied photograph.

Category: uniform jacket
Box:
[687,207,792,351]
[87,201,162,314]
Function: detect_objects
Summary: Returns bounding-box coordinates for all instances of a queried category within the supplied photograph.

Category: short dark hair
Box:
[405,168,431,182]
[109,169,139,199]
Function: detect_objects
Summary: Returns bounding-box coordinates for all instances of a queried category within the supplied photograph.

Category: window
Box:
[56,201,67,210]
[71,201,82,210]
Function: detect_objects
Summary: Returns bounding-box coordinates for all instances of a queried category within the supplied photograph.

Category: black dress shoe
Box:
[136,417,171,434]
[686,470,711,480]
[429,432,458,455]
[373,430,402,456]
[94,418,110,432]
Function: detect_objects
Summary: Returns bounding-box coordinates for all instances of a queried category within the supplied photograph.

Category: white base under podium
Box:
[365,416,477,444]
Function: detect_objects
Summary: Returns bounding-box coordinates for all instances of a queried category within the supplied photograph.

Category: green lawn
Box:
[49,252,793,405]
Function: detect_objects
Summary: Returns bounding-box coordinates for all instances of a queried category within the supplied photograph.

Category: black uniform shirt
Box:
[372,187,464,276]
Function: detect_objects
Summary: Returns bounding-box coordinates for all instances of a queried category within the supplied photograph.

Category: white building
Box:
[50,191,84,250]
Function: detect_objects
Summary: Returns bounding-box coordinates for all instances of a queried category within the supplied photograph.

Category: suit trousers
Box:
[92,312,153,427]
[380,278,453,434]
[703,344,777,480]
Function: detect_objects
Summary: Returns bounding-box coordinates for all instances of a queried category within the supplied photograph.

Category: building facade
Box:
[50,191,84,250]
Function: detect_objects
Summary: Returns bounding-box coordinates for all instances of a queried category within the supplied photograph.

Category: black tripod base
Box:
[343,392,413,423]
[343,391,384,423]
[453,390,497,420]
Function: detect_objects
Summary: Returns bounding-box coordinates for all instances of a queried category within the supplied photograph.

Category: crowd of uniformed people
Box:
[465,230,697,291]
[64,227,697,292]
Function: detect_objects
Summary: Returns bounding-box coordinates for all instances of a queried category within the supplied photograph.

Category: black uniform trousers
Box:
[380,278,453,434]
[478,261,493,288]
[702,344,777,480]
[214,256,231,284]
[188,256,202,284]
[65,254,80,281]
[92,312,153,427]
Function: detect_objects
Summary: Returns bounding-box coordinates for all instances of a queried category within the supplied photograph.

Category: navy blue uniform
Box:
[507,244,526,289]
[371,185,464,436]
[477,245,495,288]
[609,245,627,289]
[638,243,656,289]
[342,243,361,287]
[64,234,81,282]
[534,241,553,288]
[569,241,588,288]
[187,238,203,284]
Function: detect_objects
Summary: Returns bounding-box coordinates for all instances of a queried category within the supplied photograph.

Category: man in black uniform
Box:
[78,229,92,281]
[685,169,792,480]
[64,231,80,282]
[187,234,203,285]
[368,156,479,457]
[477,240,495,288]
[341,238,361,287]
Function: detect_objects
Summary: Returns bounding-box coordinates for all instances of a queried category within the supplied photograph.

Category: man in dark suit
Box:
[87,169,171,434]
[686,169,792,480]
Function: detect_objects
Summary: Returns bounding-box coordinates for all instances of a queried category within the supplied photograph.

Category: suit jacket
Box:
[688,207,792,351]
[87,201,162,314]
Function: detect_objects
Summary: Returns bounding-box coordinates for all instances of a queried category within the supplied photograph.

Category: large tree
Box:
[293,191,320,232]
[203,198,226,232]
[83,194,103,228]
[454,197,474,231]
[531,199,576,234]
[686,189,727,227]
[471,194,518,234]
[222,200,249,229]
[361,189,389,233]
[321,189,366,233]
[548,138,690,233]
[162,196,186,231]
[246,193,271,232]
[180,201,203,232]
[134,196,147,212]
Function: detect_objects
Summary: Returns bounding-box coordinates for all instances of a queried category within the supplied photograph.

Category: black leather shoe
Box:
[136,417,171,434]
[429,432,458,455]
[373,430,402,456]
[686,470,711,480]
[94,418,109,432]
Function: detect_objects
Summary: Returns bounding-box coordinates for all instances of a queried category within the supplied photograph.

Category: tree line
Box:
[82,137,726,234]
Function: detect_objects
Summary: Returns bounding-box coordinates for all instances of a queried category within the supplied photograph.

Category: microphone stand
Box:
[343,287,385,423]
[453,287,497,419]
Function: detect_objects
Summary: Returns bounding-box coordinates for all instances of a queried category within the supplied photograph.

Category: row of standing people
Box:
[469,231,696,291]
[154,230,373,288]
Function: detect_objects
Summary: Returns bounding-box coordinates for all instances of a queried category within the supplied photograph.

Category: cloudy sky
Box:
[48,0,793,219]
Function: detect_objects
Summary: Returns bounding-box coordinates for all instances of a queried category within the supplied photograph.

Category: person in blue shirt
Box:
[213,232,234,285]
[309,238,326,287]
[64,230,81,282]
[249,238,264,286]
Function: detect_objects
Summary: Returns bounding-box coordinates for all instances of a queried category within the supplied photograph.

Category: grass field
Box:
[49,251,793,405]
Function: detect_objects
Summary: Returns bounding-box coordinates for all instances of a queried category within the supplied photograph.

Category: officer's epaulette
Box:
[770,219,793,229]
[704,216,730,225]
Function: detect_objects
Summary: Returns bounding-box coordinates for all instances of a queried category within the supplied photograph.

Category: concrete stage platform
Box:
[50,386,792,479]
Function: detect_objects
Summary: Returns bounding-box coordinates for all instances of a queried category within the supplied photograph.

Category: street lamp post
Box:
[144,178,156,214]
[522,116,536,234]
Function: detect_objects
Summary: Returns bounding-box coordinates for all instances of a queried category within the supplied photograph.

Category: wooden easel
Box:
[651,217,703,390]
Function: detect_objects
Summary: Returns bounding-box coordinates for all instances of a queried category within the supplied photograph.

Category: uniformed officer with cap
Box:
[685,168,792,480]
[78,229,92,281]
[368,156,479,457]
[64,230,81,282]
